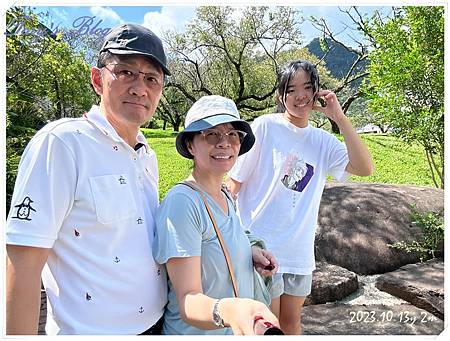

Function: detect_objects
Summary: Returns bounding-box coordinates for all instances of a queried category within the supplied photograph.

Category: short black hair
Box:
[181,132,198,158]
[276,60,320,113]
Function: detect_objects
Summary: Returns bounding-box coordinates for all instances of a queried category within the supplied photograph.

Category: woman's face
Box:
[188,123,242,176]
[281,69,314,126]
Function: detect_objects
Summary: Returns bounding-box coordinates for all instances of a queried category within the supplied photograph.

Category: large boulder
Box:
[315,183,443,275]
[376,259,444,319]
[305,261,358,306]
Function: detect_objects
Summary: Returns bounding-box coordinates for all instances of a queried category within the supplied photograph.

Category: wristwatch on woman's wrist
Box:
[212,299,225,328]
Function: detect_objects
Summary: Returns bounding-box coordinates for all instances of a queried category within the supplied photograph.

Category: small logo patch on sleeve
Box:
[12,196,36,221]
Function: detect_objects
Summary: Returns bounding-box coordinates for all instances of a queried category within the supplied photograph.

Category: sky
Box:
[7,2,395,48]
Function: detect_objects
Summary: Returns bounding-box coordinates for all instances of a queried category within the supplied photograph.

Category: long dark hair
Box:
[276,60,320,113]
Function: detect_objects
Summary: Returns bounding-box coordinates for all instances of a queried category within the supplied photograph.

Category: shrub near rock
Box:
[315,183,444,275]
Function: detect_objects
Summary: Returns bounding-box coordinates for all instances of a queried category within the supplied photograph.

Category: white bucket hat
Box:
[175,95,255,159]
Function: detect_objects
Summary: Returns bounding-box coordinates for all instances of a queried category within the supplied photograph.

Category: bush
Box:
[6,125,35,214]
[389,204,444,261]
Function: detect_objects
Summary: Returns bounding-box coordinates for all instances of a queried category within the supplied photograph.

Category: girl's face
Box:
[281,69,315,127]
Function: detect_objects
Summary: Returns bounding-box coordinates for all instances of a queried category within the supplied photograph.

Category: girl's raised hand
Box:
[312,89,346,123]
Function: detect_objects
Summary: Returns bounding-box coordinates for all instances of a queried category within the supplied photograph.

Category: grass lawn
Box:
[342,134,436,187]
[143,129,438,200]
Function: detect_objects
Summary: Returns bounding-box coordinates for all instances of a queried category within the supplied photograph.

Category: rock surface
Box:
[302,303,444,335]
[315,182,444,275]
[39,290,46,335]
[376,258,444,319]
[305,261,358,305]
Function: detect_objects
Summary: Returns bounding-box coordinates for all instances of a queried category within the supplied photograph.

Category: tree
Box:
[158,6,338,129]
[309,7,384,134]
[160,6,304,123]
[156,87,191,132]
[7,7,97,126]
[6,7,98,212]
[364,6,444,188]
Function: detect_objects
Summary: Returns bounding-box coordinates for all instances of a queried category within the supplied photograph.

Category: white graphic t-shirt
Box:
[228,113,350,274]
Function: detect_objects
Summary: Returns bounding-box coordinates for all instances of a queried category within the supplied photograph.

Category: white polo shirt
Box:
[6,105,167,335]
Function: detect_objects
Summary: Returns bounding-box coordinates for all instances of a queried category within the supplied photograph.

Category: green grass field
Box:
[342,134,436,187]
[142,129,437,200]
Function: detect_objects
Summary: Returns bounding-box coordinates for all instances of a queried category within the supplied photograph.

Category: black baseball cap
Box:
[99,23,171,76]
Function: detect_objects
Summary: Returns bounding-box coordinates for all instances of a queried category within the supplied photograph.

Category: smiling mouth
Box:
[294,99,313,107]
[211,155,232,160]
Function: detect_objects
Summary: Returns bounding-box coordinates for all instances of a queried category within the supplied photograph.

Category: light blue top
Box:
[153,184,254,335]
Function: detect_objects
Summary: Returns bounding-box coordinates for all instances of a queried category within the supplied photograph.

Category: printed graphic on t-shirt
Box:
[12,196,36,220]
[281,154,314,192]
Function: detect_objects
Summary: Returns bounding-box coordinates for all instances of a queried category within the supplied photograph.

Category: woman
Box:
[153,95,279,335]
[226,60,374,334]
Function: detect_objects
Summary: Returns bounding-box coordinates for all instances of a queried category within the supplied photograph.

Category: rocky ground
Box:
[299,182,444,335]
[302,259,444,335]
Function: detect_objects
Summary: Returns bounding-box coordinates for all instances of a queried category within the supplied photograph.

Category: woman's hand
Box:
[312,89,346,123]
[251,246,278,277]
[220,297,280,335]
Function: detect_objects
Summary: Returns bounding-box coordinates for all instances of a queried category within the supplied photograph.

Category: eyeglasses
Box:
[200,129,247,146]
[102,63,163,89]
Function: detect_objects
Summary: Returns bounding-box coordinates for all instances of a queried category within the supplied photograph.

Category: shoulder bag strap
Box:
[179,181,239,298]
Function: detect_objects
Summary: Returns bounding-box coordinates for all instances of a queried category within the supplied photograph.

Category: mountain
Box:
[306,37,368,84]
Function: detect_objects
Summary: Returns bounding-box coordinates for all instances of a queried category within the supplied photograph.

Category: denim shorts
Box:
[270,273,312,298]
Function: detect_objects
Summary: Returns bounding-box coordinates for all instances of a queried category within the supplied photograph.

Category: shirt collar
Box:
[84,105,150,152]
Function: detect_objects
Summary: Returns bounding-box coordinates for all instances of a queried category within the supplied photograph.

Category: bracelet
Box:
[212,299,225,328]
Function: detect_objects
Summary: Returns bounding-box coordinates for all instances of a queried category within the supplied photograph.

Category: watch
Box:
[212,299,225,328]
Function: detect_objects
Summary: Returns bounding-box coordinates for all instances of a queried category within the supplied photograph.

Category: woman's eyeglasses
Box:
[200,129,247,146]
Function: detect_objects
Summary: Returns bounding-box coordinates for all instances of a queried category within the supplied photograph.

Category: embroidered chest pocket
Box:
[89,174,138,224]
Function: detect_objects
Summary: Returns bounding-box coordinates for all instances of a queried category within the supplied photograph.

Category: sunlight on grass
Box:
[148,136,192,200]
[344,134,436,187]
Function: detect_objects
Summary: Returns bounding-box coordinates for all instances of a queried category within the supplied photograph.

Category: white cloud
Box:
[142,6,196,37]
[90,6,124,26]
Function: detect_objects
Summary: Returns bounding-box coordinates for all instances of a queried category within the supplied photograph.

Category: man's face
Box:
[92,55,164,129]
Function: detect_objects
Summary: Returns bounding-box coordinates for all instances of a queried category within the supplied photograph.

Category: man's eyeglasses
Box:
[200,129,247,146]
[102,63,163,89]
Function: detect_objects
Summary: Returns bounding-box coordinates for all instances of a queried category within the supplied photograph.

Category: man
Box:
[6,23,170,335]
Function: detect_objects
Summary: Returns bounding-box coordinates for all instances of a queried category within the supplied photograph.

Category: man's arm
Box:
[6,245,50,335]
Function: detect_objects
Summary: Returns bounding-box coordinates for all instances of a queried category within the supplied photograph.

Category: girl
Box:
[226,60,374,334]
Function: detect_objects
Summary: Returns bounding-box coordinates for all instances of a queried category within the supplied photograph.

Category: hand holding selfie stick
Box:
[253,316,284,335]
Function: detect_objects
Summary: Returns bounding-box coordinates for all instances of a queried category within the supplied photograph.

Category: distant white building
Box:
[356,124,391,134]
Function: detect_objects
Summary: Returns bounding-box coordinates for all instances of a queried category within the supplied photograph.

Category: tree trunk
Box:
[330,119,340,134]
[53,78,63,119]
